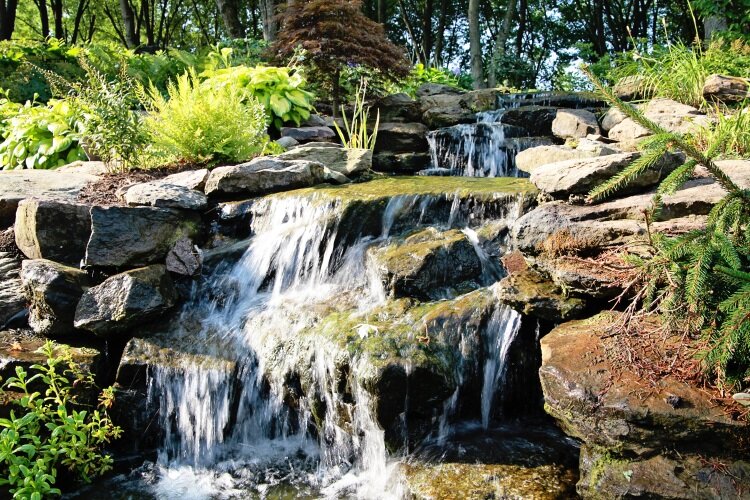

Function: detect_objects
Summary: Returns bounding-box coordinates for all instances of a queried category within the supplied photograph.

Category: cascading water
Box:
[98,186,540,499]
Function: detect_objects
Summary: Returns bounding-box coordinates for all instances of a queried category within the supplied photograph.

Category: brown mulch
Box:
[76,162,210,207]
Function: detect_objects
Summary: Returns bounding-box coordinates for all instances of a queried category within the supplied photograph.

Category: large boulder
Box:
[85,206,202,268]
[420,89,500,128]
[14,199,91,265]
[516,143,619,175]
[278,145,372,176]
[374,93,422,123]
[373,152,431,174]
[21,259,90,337]
[703,74,749,103]
[552,109,601,139]
[0,251,24,328]
[159,169,210,191]
[204,158,348,197]
[375,122,429,153]
[608,99,713,142]
[280,126,335,143]
[493,268,586,321]
[368,228,482,300]
[0,169,99,227]
[529,152,680,199]
[415,83,464,98]
[500,106,558,136]
[122,182,208,211]
[74,264,177,337]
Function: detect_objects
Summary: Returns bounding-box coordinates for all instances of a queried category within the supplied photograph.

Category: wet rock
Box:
[0,252,24,328]
[368,228,482,300]
[375,122,429,153]
[529,151,681,199]
[0,169,99,227]
[552,109,601,139]
[165,237,202,277]
[500,105,558,136]
[578,445,750,500]
[703,74,749,103]
[533,255,624,300]
[540,312,747,455]
[375,93,422,123]
[372,152,431,174]
[21,259,90,337]
[280,126,335,143]
[74,265,177,338]
[278,145,372,176]
[204,158,347,197]
[493,268,586,321]
[14,199,91,265]
[85,206,202,268]
[122,182,208,211]
[516,144,619,175]
[160,169,209,191]
[608,99,713,142]
[420,89,500,128]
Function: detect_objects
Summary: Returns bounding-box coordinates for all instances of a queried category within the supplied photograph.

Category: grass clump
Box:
[144,69,270,165]
[0,342,121,498]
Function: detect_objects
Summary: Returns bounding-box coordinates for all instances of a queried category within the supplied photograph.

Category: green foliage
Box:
[611,38,750,108]
[204,65,315,129]
[693,105,750,158]
[586,67,750,390]
[0,98,86,170]
[0,341,122,498]
[145,70,270,164]
[394,64,471,97]
[333,79,379,150]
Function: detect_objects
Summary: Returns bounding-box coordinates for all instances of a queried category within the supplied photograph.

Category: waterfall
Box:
[481,306,522,429]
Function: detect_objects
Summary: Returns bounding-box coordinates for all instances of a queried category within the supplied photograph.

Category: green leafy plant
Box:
[204,65,314,129]
[0,341,122,498]
[0,98,86,170]
[391,63,471,98]
[144,69,270,164]
[333,79,379,150]
[585,66,750,390]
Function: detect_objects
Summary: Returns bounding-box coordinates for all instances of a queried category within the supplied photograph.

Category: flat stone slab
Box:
[0,169,99,227]
[123,182,208,211]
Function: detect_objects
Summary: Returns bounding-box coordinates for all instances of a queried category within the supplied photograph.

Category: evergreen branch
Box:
[587,140,669,201]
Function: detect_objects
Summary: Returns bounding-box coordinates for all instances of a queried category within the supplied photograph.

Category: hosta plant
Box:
[204,65,315,129]
[0,98,86,170]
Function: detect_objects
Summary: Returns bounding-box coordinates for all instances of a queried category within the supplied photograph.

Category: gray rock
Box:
[375,122,429,153]
[278,146,372,176]
[0,169,99,227]
[160,169,209,191]
[280,126,335,143]
[0,252,24,328]
[552,109,601,139]
[373,152,431,174]
[166,238,203,276]
[419,89,500,129]
[703,74,749,103]
[301,114,328,127]
[123,182,208,211]
[204,158,346,197]
[613,75,647,101]
[74,264,177,337]
[368,228,482,300]
[516,144,618,175]
[529,152,680,199]
[500,106,558,136]
[275,136,299,150]
[85,206,202,268]
[14,199,91,265]
[608,99,713,141]
[375,93,422,123]
[56,160,109,176]
[601,107,627,132]
[493,268,586,321]
[21,259,90,337]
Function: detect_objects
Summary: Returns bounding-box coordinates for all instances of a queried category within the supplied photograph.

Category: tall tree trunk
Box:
[50,0,64,39]
[71,0,89,43]
[377,0,387,24]
[216,0,245,38]
[421,0,434,64]
[434,0,449,66]
[35,0,50,38]
[468,0,484,89]
[260,0,276,42]
[120,0,139,47]
[515,0,527,55]
[488,0,515,87]
[0,0,18,40]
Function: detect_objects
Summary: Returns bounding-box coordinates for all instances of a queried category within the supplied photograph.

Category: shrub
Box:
[585,67,750,390]
[204,65,314,129]
[145,70,270,164]
[0,98,86,170]
[392,63,471,97]
[0,342,122,498]
[611,38,750,108]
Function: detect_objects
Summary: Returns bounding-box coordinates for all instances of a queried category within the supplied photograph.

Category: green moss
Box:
[586,447,630,491]
[374,228,467,276]
[271,176,536,202]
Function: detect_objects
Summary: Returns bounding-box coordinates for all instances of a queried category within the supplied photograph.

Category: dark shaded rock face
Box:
[0,251,24,329]
[500,106,558,136]
[539,312,750,498]
[74,265,177,338]
[372,152,431,174]
[85,206,202,268]
[375,93,422,123]
[21,259,90,338]
[375,122,429,153]
[14,199,91,265]
[368,228,482,300]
